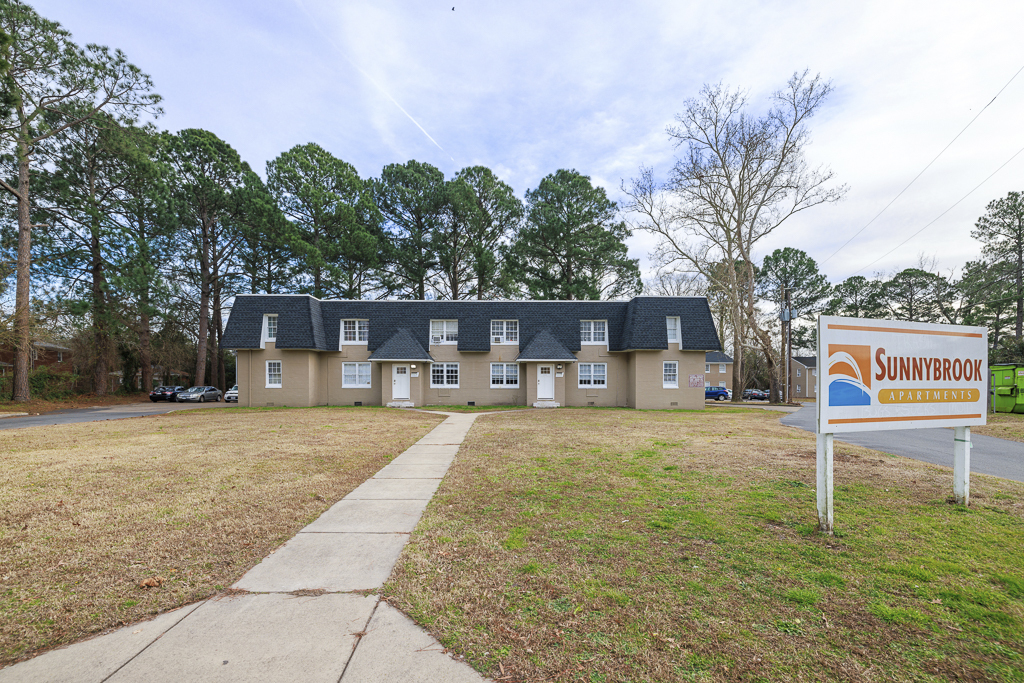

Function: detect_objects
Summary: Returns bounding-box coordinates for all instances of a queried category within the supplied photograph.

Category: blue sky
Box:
[32,0,1024,284]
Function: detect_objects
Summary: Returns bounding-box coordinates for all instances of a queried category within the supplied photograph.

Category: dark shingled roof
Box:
[793,356,817,369]
[367,329,433,361]
[222,295,722,355]
[706,351,733,363]
[515,330,577,361]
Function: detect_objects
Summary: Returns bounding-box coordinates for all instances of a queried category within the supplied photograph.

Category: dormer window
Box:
[580,320,606,344]
[342,319,369,344]
[430,320,458,345]
[262,314,278,348]
[491,320,518,344]
[666,317,679,343]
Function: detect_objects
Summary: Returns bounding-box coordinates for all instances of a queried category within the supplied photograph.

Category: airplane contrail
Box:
[292,0,457,164]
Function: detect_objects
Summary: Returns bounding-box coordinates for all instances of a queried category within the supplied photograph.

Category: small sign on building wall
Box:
[688,374,704,388]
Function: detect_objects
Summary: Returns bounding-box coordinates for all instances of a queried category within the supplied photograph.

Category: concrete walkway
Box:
[0,412,489,683]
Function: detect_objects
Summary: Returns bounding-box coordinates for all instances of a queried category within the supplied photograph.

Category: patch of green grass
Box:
[809,572,846,589]
[784,588,821,606]
[501,527,528,550]
[385,409,1024,682]
[868,602,930,626]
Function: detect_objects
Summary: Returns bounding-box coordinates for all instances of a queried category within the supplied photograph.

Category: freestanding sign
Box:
[815,316,988,532]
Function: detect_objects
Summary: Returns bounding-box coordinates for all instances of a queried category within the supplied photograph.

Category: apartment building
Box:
[790,356,817,399]
[221,295,721,409]
[704,351,733,391]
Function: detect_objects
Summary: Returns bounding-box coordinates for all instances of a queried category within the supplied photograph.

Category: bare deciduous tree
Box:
[624,70,846,401]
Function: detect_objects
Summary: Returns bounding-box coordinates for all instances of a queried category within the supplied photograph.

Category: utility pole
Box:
[785,287,793,404]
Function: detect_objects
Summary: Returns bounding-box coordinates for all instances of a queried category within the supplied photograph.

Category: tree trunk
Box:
[12,133,32,402]
[212,283,224,390]
[140,304,152,393]
[194,215,211,386]
[92,227,109,396]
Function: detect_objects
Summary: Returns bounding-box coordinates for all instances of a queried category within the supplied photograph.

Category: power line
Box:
[850,142,1024,276]
[820,63,1024,266]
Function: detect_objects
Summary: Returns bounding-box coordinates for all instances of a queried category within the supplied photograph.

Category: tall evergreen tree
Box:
[163,129,248,389]
[373,160,446,299]
[972,191,1024,338]
[509,169,640,300]
[452,166,522,299]
[267,143,381,299]
[0,0,160,400]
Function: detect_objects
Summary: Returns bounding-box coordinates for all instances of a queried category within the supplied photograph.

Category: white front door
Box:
[392,365,410,400]
[537,365,554,400]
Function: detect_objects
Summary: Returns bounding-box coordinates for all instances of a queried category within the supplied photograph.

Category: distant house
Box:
[790,356,817,400]
[0,341,73,374]
[704,351,733,392]
[221,295,722,409]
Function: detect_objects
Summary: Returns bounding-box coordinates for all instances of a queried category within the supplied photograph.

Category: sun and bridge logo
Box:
[827,344,872,406]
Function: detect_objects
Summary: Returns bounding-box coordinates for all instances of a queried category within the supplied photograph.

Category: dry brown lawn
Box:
[970,412,1024,443]
[0,393,150,416]
[386,407,1024,682]
[0,406,444,665]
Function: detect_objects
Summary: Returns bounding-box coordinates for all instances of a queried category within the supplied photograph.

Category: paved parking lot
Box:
[0,400,229,430]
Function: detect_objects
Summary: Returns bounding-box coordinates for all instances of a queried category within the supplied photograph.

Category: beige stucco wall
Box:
[705,360,733,391]
[633,349,706,410]
[564,345,628,407]
[419,344,528,406]
[234,342,707,410]
[238,343,316,407]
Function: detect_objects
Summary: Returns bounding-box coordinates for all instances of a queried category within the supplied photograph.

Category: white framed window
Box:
[490,363,519,387]
[705,363,711,373]
[812,369,817,377]
[580,320,607,344]
[663,361,678,388]
[341,319,369,345]
[266,360,282,388]
[58,351,64,362]
[490,320,518,344]
[666,317,679,344]
[430,320,458,345]
[704,379,710,387]
[719,381,726,388]
[431,362,459,387]
[578,363,607,388]
[797,384,802,393]
[342,362,371,388]
[719,363,726,373]
[796,368,802,377]
[262,314,278,347]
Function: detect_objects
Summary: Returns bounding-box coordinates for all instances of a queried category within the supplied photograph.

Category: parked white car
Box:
[225,385,238,403]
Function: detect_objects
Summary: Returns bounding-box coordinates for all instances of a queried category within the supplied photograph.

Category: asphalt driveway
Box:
[0,400,229,431]
[781,405,1024,483]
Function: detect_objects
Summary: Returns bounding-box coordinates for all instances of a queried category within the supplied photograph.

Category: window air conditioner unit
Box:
[431,335,443,344]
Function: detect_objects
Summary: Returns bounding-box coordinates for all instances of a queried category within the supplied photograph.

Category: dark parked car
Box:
[705,386,730,401]
[176,386,222,403]
[150,386,185,402]
[743,388,769,401]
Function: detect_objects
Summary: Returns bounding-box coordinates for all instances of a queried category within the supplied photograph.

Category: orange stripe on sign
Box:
[827,324,983,338]
[828,413,982,425]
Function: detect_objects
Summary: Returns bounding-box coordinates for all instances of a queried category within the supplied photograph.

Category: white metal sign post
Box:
[816,316,988,533]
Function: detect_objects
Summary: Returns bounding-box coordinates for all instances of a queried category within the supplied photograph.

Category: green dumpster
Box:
[991,364,1024,413]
